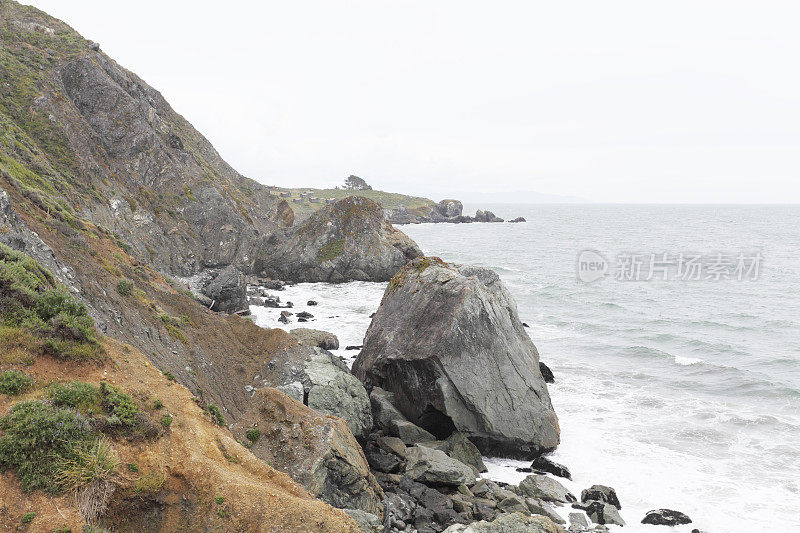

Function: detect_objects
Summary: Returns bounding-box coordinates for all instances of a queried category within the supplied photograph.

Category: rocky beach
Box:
[0,2,794,532]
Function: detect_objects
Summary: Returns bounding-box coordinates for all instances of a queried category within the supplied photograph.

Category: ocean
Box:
[251,204,800,533]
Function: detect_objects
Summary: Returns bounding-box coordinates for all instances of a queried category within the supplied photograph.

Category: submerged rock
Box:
[530,456,570,480]
[641,509,692,526]
[257,196,422,282]
[235,388,383,515]
[353,257,559,458]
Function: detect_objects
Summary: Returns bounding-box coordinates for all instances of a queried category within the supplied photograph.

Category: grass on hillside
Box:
[280,187,436,220]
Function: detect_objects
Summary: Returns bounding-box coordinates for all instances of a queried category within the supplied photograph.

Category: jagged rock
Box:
[641,509,692,526]
[202,265,247,313]
[376,436,407,459]
[343,509,382,533]
[539,362,555,384]
[235,388,383,515]
[574,501,625,526]
[568,512,588,529]
[262,346,372,438]
[527,499,566,525]
[474,210,504,223]
[580,485,620,509]
[518,475,576,503]
[443,512,562,532]
[353,258,559,458]
[530,456,570,480]
[443,432,487,474]
[437,199,463,218]
[364,442,403,474]
[290,328,340,350]
[405,445,475,487]
[391,419,437,445]
[497,495,529,514]
[258,196,422,282]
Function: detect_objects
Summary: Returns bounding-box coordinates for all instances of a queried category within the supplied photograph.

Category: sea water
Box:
[252,204,800,533]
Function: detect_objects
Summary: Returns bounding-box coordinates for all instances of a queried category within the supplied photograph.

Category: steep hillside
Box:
[0,244,357,531]
[0,0,291,276]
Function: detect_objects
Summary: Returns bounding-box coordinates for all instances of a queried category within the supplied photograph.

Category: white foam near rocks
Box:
[249,281,387,367]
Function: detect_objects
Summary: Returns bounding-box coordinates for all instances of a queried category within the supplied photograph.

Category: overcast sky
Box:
[26,1,800,203]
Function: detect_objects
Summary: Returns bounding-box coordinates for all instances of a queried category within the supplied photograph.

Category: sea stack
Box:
[352,257,560,458]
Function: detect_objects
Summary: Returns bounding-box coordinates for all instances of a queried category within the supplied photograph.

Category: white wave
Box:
[675,355,703,366]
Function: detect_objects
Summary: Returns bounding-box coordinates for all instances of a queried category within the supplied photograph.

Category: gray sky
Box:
[26,0,800,203]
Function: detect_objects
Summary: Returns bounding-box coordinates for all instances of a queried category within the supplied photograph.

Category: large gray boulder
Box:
[202,265,247,313]
[257,196,422,282]
[519,475,576,503]
[234,388,383,515]
[261,345,372,438]
[405,445,476,487]
[443,512,562,532]
[353,257,560,458]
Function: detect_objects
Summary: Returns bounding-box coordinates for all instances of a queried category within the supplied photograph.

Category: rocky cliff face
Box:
[0,0,290,276]
[353,257,560,458]
[258,195,423,282]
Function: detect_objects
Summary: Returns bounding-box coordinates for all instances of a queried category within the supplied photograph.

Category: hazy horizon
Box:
[25,0,800,204]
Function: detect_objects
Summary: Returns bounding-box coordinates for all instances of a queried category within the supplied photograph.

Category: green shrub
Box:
[0,400,92,492]
[46,381,102,414]
[0,368,33,395]
[162,371,175,381]
[22,511,36,523]
[207,403,225,427]
[100,382,139,429]
[116,278,133,297]
[215,496,224,505]
[153,399,163,409]
[54,436,120,492]
[160,414,172,428]
[0,245,102,362]
[245,427,261,443]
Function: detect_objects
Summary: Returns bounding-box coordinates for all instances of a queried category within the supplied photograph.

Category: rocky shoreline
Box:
[247,260,701,533]
[385,199,526,226]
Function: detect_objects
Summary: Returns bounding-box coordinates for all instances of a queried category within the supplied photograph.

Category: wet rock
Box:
[575,501,625,526]
[509,217,526,223]
[263,280,286,290]
[526,498,565,525]
[405,445,475,487]
[297,311,314,319]
[290,328,340,350]
[307,300,318,306]
[530,456,570,480]
[538,362,555,384]
[641,509,692,526]
[353,258,559,458]
[580,485,620,509]
[346,345,363,350]
[518,474,576,503]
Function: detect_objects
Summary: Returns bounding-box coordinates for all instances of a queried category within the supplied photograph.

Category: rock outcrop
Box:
[353,257,560,458]
[260,346,373,438]
[201,265,247,313]
[290,327,340,350]
[257,196,422,282]
[234,388,383,515]
[641,509,692,526]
